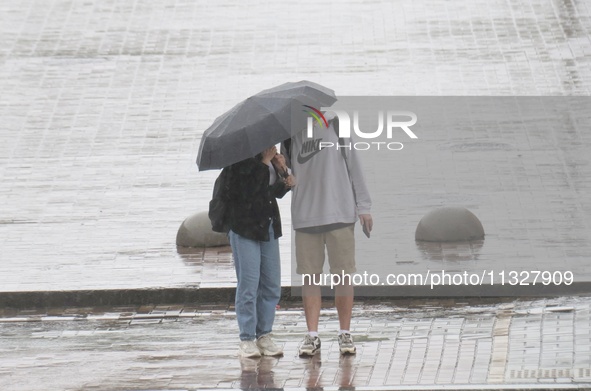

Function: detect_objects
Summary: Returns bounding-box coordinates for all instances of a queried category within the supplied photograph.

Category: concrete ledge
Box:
[2,282,591,309]
[0,288,239,309]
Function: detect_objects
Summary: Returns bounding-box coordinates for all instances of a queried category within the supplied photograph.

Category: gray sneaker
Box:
[256,334,284,356]
[238,340,262,358]
[338,333,356,355]
[298,334,321,356]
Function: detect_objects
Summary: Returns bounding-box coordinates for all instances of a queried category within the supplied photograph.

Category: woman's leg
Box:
[229,230,261,341]
[256,225,281,338]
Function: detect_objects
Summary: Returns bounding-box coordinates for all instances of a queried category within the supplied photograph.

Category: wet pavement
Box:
[1,297,590,390]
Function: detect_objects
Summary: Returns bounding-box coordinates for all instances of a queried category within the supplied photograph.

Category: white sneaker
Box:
[298,334,321,356]
[238,340,261,358]
[338,333,356,355]
[256,334,284,356]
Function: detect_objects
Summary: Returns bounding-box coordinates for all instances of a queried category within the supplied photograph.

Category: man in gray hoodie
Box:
[281,113,373,356]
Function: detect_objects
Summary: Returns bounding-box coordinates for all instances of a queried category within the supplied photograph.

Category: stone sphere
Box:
[176,211,230,247]
[415,207,484,242]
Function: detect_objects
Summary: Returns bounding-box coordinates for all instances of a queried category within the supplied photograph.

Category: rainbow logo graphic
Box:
[302,105,329,128]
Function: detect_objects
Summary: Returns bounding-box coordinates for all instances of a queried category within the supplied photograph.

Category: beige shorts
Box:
[295,225,356,275]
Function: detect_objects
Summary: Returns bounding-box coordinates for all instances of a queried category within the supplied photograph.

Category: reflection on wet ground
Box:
[239,356,280,389]
[416,240,485,262]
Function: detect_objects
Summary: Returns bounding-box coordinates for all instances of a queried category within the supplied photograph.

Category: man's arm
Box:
[345,141,373,233]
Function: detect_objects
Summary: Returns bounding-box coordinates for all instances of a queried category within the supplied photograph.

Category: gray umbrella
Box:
[196,80,336,171]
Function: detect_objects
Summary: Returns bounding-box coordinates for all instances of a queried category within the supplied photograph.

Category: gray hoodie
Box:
[283,117,372,230]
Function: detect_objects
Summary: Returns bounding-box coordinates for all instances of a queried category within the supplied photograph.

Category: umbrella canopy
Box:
[196,80,336,171]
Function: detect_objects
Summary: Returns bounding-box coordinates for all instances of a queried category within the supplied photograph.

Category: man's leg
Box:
[335,283,354,331]
[326,225,357,354]
[335,283,356,354]
[299,277,322,356]
[296,231,325,333]
[296,231,324,356]
[302,276,322,332]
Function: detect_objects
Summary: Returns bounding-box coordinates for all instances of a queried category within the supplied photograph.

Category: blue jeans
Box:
[229,225,281,341]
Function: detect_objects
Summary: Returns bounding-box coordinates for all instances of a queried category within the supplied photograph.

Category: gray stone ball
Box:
[415,206,484,242]
[176,211,230,247]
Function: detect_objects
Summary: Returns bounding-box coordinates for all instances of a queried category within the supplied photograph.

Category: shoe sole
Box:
[259,348,284,357]
[238,351,262,358]
[339,347,356,355]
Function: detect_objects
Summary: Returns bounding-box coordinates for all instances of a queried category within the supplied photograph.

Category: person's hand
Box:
[271,153,288,176]
[359,214,373,232]
[261,146,277,164]
[283,174,296,188]
[271,153,286,167]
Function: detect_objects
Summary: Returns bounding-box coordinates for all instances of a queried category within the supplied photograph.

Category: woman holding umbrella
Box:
[226,145,295,358]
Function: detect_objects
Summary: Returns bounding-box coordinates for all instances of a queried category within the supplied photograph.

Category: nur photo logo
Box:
[304,105,419,151]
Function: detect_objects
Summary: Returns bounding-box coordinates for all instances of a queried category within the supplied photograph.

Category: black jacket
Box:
[227,157,289,241]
